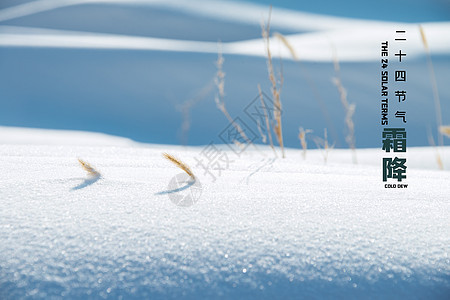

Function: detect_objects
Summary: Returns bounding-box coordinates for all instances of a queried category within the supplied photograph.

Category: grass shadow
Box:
[155,179,196,195]
[71,175,101,191]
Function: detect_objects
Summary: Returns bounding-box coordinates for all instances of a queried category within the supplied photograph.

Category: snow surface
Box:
[1,0,449,149]
[1,1,449,298]
[0,127,449,299]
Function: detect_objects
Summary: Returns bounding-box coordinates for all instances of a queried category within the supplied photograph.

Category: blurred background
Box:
[0,0,449,149]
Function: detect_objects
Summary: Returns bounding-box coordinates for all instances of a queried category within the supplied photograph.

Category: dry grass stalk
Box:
[214,43,256,150]
[78,158,100,177]
[256,119,266,143]
[162,152,196,179]
[214,43,226,109]
[178,81,214,145]
[275,32,338,145]
[298,127,312,160]
[261,7,285,158]
[332,47,357,164]
[420,25,444,147]
[440,125,450,138]
[258,84,277,157]
[313,128,333,164]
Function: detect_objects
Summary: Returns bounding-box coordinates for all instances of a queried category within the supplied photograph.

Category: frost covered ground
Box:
[0,127,449,299]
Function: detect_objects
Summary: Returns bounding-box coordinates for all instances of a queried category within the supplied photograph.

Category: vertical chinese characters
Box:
[381,31,408,185]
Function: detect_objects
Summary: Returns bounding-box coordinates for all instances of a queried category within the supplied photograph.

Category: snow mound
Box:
[0,127,449,299]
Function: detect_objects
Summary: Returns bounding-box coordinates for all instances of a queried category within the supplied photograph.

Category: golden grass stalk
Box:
[78,158,100,177]
[258,84,277,157]
[274,32,298,60]
[332,46,357,164]
[298,127,312,160]
[261,6,285,158]
[420,25,443,147]
[162,152,195,179]
[440,125,450,138]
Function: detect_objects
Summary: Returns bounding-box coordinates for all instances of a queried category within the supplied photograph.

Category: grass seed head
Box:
[78,158,100,177]
[162,152,195,180]
[440,126,450,138]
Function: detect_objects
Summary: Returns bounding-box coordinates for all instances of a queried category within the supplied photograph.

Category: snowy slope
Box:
[1,127,449,299]
[2,1,450,60]
[0,0,449,149]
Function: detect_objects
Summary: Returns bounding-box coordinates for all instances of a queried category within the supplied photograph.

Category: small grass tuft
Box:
[298,127,312,160]
[78,158,100,177]
[313,128,334,164]
[162,152,196,180]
